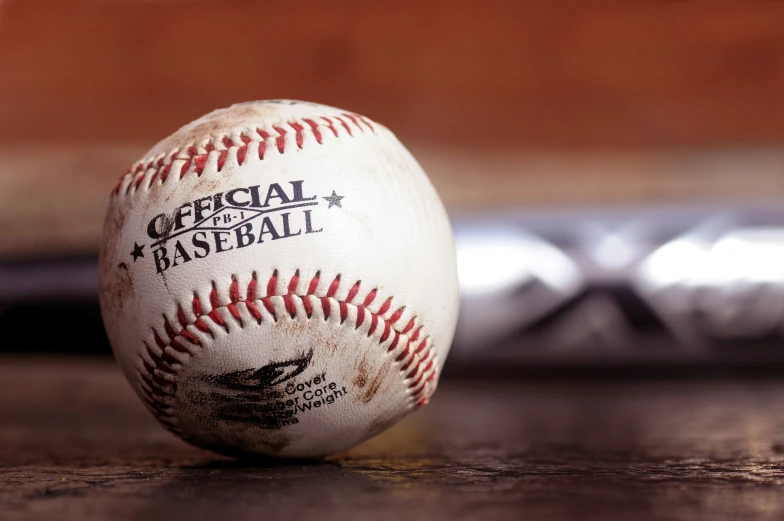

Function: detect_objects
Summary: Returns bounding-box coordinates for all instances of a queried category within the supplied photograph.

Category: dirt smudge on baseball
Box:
[193,176,223,199]
[360,360,389,404]
[274,310,311,337]
[99,198,125,268]
[105,261,135,313]
[324,335,342,355]
[353,355,369,389]
[98,203,135,313]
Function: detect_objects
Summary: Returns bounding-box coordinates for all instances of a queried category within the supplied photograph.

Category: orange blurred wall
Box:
[1,0,783,257]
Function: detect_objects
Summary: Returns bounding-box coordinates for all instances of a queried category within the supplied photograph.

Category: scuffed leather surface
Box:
[98,100,459,457]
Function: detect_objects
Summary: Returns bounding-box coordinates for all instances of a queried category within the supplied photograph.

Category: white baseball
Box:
[99,100,459,458]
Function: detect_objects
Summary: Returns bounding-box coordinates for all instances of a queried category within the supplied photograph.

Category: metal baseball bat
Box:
[451,202,784,365]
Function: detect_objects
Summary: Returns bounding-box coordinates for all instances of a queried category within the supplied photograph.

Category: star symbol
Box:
[130,242,145,262]
[322,190,345,209]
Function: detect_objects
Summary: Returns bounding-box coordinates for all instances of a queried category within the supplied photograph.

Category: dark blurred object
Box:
[0,256,97,302]
[0,302,108,354]
[0,256,106,354]
[453,203,784,366]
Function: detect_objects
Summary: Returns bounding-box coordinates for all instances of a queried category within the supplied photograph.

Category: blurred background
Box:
[2,0,784,372]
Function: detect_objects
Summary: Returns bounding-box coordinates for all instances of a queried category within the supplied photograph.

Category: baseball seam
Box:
[112,112,375,197]
[136,269,438,434]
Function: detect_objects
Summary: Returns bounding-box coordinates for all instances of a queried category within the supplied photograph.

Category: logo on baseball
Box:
[99,100,459,458]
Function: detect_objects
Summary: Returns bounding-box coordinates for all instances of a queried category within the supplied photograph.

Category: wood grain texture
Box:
[4,357,784,520]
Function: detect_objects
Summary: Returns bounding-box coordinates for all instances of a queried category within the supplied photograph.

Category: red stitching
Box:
[321,117,338,138]
[303,118,322,144]
[237,134,250,166]
[355,113,375,132]
[193,155,207,175]
[257,129,270,159]
[289,121,305,149]
[112,111,375,196]
[179,159,191,179]
[217,150,228,172]
[378,298,392,316]
[326,274,340,298]
[334,116,352,136]
[346,281,360,303]
[307,271,320,295]
[287,270,300,293]
[344,112,375,133]
[273,126,287,154]
[136,270,437,432]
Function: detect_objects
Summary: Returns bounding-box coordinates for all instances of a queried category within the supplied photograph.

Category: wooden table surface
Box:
[3,357,784,520]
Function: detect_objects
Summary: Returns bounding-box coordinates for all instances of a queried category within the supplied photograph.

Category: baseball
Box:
[98,100,459,458]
